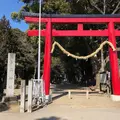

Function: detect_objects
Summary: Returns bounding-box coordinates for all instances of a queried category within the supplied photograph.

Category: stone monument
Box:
[6,53,16,96]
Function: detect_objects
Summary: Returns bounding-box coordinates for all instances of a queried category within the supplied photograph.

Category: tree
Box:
[0,16,12,100]
[11,28,35,81]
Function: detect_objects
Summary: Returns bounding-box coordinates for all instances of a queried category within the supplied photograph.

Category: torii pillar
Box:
[108,22,120,101]
[43,18,52,101]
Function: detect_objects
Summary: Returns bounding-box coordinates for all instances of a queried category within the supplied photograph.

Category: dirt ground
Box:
[7,83,120,111]
[1,84,120,120]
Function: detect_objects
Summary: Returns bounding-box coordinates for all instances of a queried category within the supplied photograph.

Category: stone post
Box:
[20,80,26,113]
[28,80,33,113]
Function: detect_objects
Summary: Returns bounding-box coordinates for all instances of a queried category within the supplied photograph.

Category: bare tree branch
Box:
[103,0,106,14]
[112,1,120,14]
[88,0,104,14]
[104,56,109,67]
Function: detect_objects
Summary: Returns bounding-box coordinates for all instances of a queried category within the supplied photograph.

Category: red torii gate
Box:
[24,13,120,101]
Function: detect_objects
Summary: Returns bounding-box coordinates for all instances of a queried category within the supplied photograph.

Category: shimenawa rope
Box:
[51,41,116,60]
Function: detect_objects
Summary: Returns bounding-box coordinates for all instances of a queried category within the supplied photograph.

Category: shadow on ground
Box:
[35,116,68,120]
[52,92,68,101]
[51,83,82,91]
[0,102,9,112]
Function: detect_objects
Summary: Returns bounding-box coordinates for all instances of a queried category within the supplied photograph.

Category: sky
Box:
[0,0,28,31]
